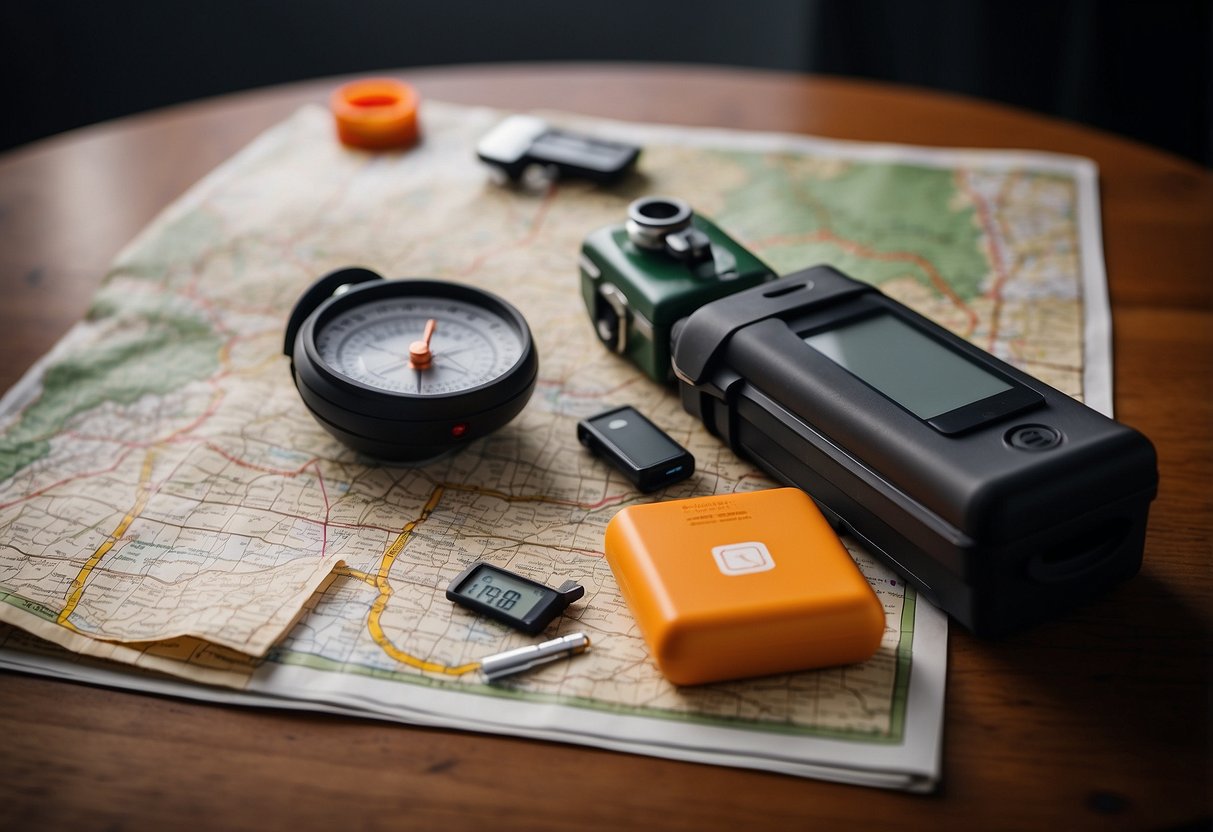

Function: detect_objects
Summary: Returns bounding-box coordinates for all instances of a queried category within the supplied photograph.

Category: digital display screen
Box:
[454,565,547,621]
[803,313,1013,420]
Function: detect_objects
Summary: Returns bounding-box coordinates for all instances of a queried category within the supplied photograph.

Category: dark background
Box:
[1,0,1210,166]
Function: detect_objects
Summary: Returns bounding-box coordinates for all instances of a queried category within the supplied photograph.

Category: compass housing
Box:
[285,269,538,461]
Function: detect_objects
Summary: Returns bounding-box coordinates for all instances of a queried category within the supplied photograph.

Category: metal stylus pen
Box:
[479,632,591,682]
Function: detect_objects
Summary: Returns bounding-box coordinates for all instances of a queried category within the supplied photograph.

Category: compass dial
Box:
[285,269,538,461]
[315,297,525,395]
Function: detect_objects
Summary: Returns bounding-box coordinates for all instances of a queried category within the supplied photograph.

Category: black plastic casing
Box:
[672,265,1158,637]
[577,405,695,492]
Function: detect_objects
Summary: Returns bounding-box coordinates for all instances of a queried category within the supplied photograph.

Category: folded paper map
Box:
[0,102,1112,789]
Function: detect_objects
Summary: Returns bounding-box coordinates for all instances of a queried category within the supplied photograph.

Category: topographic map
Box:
[0,103,1109,788]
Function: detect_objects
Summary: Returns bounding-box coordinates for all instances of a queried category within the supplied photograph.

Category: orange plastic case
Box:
[604,488,885,685]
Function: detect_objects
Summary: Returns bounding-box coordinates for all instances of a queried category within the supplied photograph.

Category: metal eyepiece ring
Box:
[626,196,694,250]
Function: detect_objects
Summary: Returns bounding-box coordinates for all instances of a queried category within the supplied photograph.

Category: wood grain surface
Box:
[1,63,1209,831]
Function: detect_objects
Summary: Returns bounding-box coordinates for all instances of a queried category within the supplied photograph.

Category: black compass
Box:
[284,268,538,461]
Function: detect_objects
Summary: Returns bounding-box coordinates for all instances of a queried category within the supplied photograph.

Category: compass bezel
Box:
[286,272,538,460]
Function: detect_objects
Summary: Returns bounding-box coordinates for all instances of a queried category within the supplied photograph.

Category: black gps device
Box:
[578,405,695,492]
[672,265,1157,636]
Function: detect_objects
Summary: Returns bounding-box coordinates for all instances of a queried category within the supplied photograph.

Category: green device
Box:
[578,196,774,383]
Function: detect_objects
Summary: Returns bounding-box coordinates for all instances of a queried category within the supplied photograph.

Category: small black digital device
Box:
[672,265,1158,636]
[446,561,584,635]
[476,115,640,185]
[577,405,695,492]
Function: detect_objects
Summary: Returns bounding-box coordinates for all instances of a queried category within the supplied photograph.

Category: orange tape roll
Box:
[330,78,420,150]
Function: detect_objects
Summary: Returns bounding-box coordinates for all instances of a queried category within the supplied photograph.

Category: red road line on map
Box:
[2,433,310,514]
[754,227,980,337]
[474,534,607,559]
[202,442,319,478]
[54,385,222,454]
[310,460,331,558]
[455,180,561,278]
[278,161,368,276]
[728,470,776,489]
[153,440,339,557]
[193,441,635,548]
[432,480,631,511]
[0,448,136,512]
[201,439,633,511]
[956,170,1017,350]
[151,383,227,449]
[201,442,335,558]
[151,487,632,540]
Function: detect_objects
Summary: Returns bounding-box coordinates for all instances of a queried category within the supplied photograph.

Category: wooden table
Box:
[1,64,1210,831]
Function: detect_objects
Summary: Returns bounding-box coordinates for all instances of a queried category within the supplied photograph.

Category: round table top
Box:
[1,63,1210,831]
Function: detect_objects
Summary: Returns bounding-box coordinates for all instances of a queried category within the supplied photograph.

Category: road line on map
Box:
[753,227,979,336]
[434,480,629,511]
[57,450,156,631]
[0,448,134,512]
[956,169,1016,351]
[335,566,378,587]
[456,178,560,278]
[364,485,480,676]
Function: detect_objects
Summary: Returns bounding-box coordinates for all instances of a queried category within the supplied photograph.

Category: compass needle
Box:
[409,318,437,370]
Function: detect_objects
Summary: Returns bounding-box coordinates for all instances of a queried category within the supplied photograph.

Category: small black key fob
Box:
[577,405,694,492]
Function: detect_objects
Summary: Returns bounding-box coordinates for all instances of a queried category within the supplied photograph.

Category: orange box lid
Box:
[604,487,885,685]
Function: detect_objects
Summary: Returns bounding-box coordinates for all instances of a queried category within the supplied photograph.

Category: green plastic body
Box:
[579,215,774,383]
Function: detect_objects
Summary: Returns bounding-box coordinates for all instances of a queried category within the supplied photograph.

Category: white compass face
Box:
[315,296,525,395]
